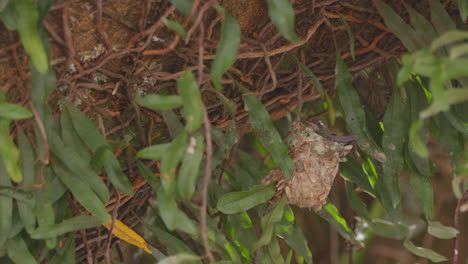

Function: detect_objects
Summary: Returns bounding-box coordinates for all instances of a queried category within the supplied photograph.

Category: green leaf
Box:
[170,0,193,16]
[253,195,287,251]
[217,184,276,214]
[275,222,312,264]
[243,87,295,179]
[157,187,197,235]
[49,133,110,203]
[340,157,375,195]
[158,253,200,264]
[137,143,170,160]
[14,0,48,73]
[60,109,91,163]
[6,236,37,264]
[161,132,188,192]
[162,18,187,37]
[177,133,204,200]
[49,235,75,264]
[178,69,203,132]
[267,0,298,42]
[317,202,361,246]
[0,103,32,120]
[403,2,437,46]
[0,119,22,182]
[427,221,458,239]
[335,52,386,162]
[17,131,36,233]
[60,105,126,196]
[339,15,355,60]
[30,215,102,239]
[408,166,434,220]
[344,181,370,221]
[428,0,455,35]
[299,62,325,98]
[136,94,183,111]
[52,161,110,223]
[161,110,185,139]
[136,160,159,186]
[0,160,12,245]
[380,80,408,208]
[403,239,448,263]
[409,120,429,159]
[372,219,408,240]
[373,0,419,51]
[210,6,240,91]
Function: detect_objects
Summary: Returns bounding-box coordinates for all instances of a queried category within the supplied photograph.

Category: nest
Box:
[0,0,459,262]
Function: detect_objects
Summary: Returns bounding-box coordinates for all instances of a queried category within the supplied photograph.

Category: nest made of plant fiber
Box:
[0,0,460,262]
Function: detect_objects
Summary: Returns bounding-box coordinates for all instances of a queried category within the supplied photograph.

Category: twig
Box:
[200,107,214,262]
[96,0,113,50]
[29,103,49,165]
[104,190,120,263]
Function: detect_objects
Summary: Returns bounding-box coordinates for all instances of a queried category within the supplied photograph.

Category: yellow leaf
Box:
[102,216,151,254]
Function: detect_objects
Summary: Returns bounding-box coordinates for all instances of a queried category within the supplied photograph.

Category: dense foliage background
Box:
[0,0,467,263]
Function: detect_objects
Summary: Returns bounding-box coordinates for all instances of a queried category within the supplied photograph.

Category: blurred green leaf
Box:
[6,236,37,264]
[102,149,133,195]
[0,119,22,182]
[177,133,204,200]
[317,202,361,246]
[409,120,429,159]
[162,18,186,37]
[267,0,298,42]
[158,253,200,264]
[431,30,468,52]
[335,52,386,162]
[236,150,270,183]
[0,103,32,120]
[0,0,9,12]
[217,184,276,214]
[170,0,193,16]
[52,161,110,223]
[144,224,199,260]
[339,15,355,60]
[136,94,183,111]
[372,219,408,240]
[14,0,48,73]
[0,160,12,245]
[243,87,295,179]
[373,0,419,51]
[137,143,170,160]
[157,187,197,235]
[454,0,468,21]
[403,239,447,263]
[211,6,240,91]
[267,238,284,264]
[178,69,203,132]
[428,221,458,239]
[253,195,287,251]
[30,216,102,239]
